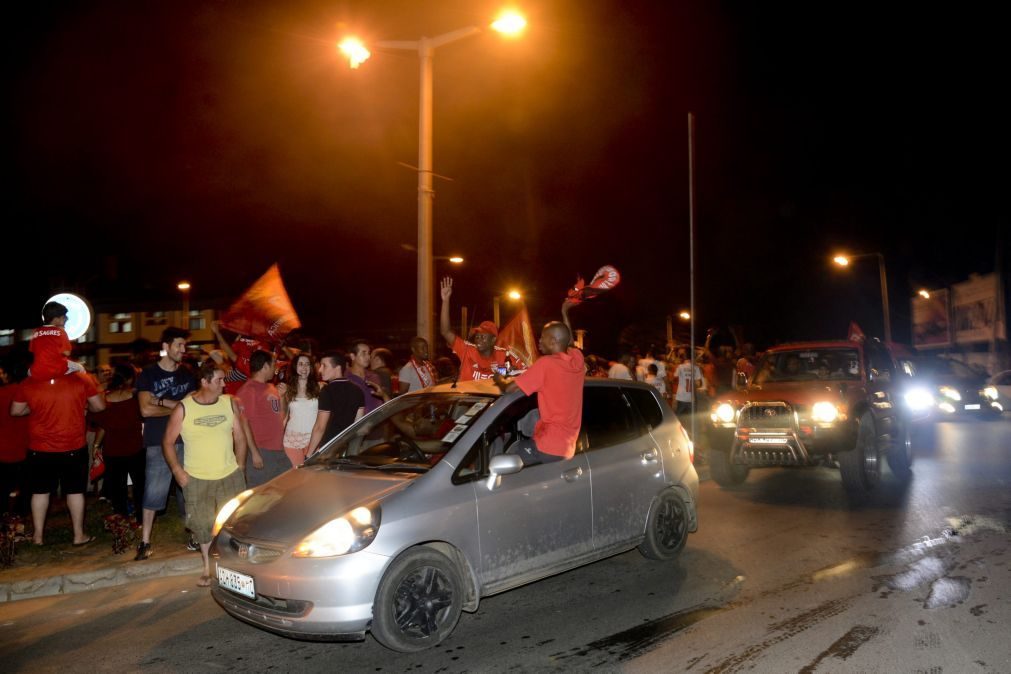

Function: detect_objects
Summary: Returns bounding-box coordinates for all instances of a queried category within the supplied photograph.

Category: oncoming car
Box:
[210,380,699,652]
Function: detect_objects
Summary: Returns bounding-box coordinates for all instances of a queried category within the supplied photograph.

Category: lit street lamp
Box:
[177,281,191,328]
[678,310,691,321]
[340,9,527,347]
[493,289,523,327]
[833,252,892,343]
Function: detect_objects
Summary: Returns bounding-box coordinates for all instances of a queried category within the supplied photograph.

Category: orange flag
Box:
[219,264,301,343]
[497,305,538,367]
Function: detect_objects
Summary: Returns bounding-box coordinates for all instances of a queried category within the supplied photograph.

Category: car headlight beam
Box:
[811,401,839,423]
[939,386,961,401]
[213,489,254,537]
[293,505,381,558]
[904,388,935,411]
[715,403,736,424]
[983,386,998,401]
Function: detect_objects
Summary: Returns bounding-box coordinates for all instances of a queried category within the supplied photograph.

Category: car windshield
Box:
[913,357,977,379]
[306,392,496,471]
[754,348,861,384]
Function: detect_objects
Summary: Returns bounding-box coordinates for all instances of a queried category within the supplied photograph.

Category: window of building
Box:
[187,311,205,331]
[109,313,133,334]
[0,329,13,346]
[145,312,167,327]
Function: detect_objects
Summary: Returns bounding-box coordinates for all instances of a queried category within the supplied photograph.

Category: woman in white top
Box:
[281,353,321,467]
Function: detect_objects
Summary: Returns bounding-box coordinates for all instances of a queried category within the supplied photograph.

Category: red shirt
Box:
[29,325,72,380]
[0,386,29,462]
[14,372,99,452]
[236,379,284,450]
[515,348,585,459]
[451,336,521,381]
[231,337,265,378]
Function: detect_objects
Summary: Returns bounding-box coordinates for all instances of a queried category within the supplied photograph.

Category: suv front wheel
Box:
[839,411,881,492]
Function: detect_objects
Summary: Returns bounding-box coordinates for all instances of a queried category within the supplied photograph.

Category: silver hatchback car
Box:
[210,379,699,652]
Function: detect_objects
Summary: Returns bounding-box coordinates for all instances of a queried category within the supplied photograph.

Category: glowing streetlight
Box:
[339,9,528,347]
[831,252,891,343]
[918,289,931,299]
[177,281,191,327]
[679,311,691,321]
[448,256,464,264]
[493,289,524,326]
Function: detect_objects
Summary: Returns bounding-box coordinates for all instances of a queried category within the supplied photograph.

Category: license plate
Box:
[749,436,789,445]
[217,564,255,599]
[965,404,981,410]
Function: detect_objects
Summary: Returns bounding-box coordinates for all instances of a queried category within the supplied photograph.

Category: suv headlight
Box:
[713,403,736,423]
[293,505,381,558]
[213,489,254,537]
[904,387,935,411]
[983,386,998,400]
[939,386,961,401]
[811,401,839,423]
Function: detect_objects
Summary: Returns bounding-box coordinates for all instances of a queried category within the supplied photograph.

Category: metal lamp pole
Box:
[834,253,891,343]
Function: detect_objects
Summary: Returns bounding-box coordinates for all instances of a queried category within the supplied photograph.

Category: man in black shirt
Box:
[307,350,365,453]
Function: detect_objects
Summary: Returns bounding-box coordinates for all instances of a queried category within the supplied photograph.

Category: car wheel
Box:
[371,548,463,653]
[710,448,750,487]
[638,489,689,560]
[886,420,913,480]
[839,411,880,492]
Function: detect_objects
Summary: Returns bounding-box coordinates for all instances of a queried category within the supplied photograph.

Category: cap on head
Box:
[473,321,499,337]
[42,301,68,323]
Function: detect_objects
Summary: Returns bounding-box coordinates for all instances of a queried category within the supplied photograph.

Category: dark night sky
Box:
[6,1,1008,356]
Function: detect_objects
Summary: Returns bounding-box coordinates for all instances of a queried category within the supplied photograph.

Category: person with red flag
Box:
[397,337,438,394]
[439,277,523,381]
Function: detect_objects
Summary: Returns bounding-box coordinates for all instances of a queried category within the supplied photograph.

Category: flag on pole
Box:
[497,305,538,367]
[565,265,621,305]
[848,321,866,342]
[219,264,301,343]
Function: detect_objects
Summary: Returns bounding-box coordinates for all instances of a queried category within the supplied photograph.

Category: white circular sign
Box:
[45,293,93,341]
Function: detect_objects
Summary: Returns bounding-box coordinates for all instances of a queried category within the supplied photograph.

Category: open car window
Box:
[307,393,495,470]
[754,348,861,384]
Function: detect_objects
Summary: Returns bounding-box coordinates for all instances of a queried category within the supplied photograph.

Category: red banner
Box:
[566,265,621,305]
[219,264,301,343]
[497,305,538,367]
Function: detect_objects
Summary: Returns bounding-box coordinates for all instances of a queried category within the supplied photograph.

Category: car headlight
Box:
[293,505,381,558]
[213,489,254,537]
[904,387,935,411]
[939,386,961,401]
[983,386,998,400]
[811,401,839,423]
[714,403,736,423]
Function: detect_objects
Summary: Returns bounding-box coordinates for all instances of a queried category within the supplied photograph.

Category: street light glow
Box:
[339,37,371,68]
[679,311,691,321]
[448,256,464,264]
[918,289,930,299]
[507,290,523,301]
[491,10,527,36]
[177,281,191,291]
[833,255,850,266]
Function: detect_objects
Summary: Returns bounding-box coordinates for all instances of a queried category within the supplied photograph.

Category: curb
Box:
[0,554,204,603]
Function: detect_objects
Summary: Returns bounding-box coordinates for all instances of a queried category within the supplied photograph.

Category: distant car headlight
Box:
[904,387,935,411]
[939,386,961,401]
[293,505,381,558]
[983,386,998,400]
[938,401,956,414]
[811,402,839,423]
[213,489,254,537]
[714,403,736,423]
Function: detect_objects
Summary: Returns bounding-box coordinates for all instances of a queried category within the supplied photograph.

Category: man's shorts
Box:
[143,444,184,511]
[245,448,290,488]
[27,447,89,495]
[183,469,246,544]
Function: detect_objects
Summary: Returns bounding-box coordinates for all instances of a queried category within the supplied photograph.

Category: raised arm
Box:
[211,321,238,362]
[439,277,457,347]
[561,298,577,332]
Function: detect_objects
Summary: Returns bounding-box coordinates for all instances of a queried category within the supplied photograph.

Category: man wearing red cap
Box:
[440,278,523,381]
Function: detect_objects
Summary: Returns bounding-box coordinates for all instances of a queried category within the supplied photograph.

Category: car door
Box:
[470,395,593,591]
[582,386,664,552]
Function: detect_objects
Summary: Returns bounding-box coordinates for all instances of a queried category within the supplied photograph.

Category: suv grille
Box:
[739,402,795,429]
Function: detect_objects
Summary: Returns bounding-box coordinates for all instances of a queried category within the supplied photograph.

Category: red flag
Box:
[566,265,621,305]
[497,305,538,367]
[219,264,301,343]
[848,321,866,342]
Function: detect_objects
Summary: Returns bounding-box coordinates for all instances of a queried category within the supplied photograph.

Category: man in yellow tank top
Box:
[163,361,247,587]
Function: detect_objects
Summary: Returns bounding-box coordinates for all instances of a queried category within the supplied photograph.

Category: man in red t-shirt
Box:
[493,301,584,463]
[439,278,522,381]
[236,350,286,487]
[29,301,85,381]
[0,367,30,515]
[11,371,106,545]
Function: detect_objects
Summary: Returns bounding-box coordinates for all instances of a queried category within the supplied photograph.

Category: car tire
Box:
[638,489,689,560]
[709,449,750,487]
[371,547,464,653]
[886,420,913,480]
[840,411,881,492]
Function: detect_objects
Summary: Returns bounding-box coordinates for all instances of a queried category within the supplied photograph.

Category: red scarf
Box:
[409,357,438,388]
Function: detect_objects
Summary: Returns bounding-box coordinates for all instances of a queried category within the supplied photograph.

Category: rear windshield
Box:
[754,348,861,384]
[306,393,495,471]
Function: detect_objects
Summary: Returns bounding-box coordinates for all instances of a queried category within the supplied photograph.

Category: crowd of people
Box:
[0,290,760,576]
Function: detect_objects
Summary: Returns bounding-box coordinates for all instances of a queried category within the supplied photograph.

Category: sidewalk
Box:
[0,494,203,603]
[2,464,711,604]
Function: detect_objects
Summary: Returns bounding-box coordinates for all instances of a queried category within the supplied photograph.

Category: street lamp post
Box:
[340,12,526,347]
[493,289,523,327]
[833,253,892,343]
[177,281,191,329]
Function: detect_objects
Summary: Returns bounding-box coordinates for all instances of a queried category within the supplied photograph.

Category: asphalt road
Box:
[2,417,1009,673]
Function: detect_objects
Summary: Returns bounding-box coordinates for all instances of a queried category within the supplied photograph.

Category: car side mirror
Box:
[486,454,523,490]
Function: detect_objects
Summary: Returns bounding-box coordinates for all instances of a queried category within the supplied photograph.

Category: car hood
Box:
[719,382,850,407]
[224,464,413,546]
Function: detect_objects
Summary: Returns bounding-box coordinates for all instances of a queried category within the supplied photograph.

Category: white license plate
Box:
[965,404,981,410]
[749,437,789,445]
[217,564,255,599]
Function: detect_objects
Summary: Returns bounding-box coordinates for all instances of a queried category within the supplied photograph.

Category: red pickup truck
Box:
[707,339,915,492]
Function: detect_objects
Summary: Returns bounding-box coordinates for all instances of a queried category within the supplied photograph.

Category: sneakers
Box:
[186,535,200,552]
[134,542,152,561]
